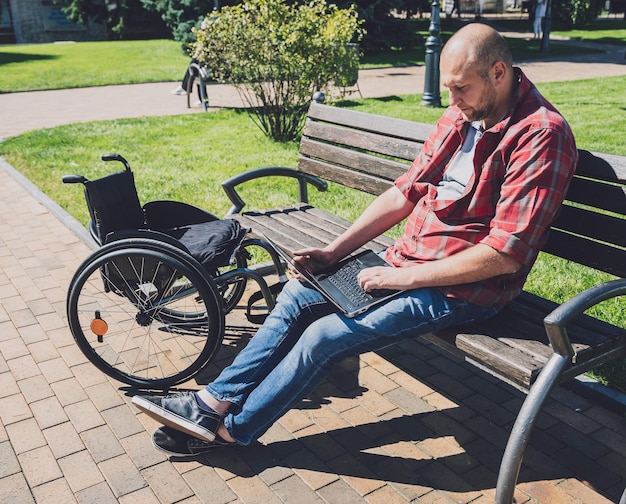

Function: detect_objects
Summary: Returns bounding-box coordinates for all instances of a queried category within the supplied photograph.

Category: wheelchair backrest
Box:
[83,168,146,243]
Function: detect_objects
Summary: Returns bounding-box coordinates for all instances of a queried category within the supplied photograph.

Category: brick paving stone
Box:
[0,336,29,360]
[101,404,145,439]
[26,338,60,363]
[118,431,167,470]
[419,410,476,446]
[183,465,238,504]
[18,445,63,487]
[58,449,105,493]
[518,479,582,504]
[18,375,54,403]
[6,417,47,454]
[84,381,126,411]
[584,404,626,437]
[71,361,110,389]
[553,446,622,491]
[117,486,162,504]
[270,473,325,503]
[558,478,615,504]
[141,462,195,504]
[99,453,147,498]
[384,386,436,415]
[0,440,21,478]
[80,424,126,464]
[31,395,70,429]
[7,354,40,381]
[51,377,90,407]
[282,447,338,491]
[543,400,602,434]
[0,370,20,398]
[0,472,35,504]
[0,321,20,343]
[355,388,397,417]
[364,484,410,504]
[226,474,283,504]
[43,421,86,459]
[75,481,118,504]
[327,452,386,496]
[64,398,106,433]
[32,478,78,503]
[316,478,366,503]
[0,392,33,425]
[358,364,399,395]
[545,422,609,460]
[244,444,294,486]
[38,356,74,383]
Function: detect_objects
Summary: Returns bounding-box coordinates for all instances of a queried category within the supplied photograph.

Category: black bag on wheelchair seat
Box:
[166,219,248,270]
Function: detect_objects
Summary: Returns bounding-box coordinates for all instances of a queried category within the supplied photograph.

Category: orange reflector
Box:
[90,318,108,337]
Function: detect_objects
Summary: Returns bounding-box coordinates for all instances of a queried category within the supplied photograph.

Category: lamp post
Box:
[421,0,442,107]
[540,0,551,53]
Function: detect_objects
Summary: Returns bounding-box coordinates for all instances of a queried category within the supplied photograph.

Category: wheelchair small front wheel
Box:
[66,242,224,389]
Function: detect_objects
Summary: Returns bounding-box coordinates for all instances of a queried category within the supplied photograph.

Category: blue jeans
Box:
[206,279,501,445]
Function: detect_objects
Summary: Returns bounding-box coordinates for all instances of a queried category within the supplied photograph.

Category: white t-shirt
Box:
[436,121,483,201]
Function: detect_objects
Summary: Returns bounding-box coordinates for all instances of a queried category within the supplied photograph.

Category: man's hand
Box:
[357,266,406,292]
[291,247,338,275]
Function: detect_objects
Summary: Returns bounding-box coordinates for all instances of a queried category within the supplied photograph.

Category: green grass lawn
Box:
[0,39,189,93]
[0,27,624,392]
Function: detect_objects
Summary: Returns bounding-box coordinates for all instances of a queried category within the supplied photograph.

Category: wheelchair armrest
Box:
[143,201,219,230]
[543,278,626,357]
[221,166,328,215]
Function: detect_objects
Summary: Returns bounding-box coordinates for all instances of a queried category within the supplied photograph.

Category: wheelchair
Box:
[63,154,285,389]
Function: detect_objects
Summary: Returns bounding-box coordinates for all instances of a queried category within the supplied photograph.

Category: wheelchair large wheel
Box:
[66,239,225,389]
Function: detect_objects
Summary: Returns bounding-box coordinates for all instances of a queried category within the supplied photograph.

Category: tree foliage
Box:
[191,0,363,141]
[552,0,605,28]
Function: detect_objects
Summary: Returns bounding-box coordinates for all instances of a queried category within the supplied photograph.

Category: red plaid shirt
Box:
[386,69,578,306]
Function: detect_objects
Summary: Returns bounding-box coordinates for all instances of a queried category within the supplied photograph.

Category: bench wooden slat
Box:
[576,150,626,181]
[303,121,422,162]
[236,205,389,253]
[543,229,626,278]
[298,157,395,196]
[299,138,408,183]
[306,101,435,142]
[566,176,626,216]
[553,205,626,248]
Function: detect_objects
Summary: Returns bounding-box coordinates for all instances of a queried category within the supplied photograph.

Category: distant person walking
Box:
[533,0,547,39]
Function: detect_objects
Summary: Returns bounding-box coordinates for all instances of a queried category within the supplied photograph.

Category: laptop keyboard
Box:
[325,260,396,306]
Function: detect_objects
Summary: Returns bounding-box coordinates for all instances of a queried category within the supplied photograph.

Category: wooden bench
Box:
[222,100,626,503]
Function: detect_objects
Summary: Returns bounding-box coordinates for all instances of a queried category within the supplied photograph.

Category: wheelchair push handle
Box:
[63,153,132,185]
[101,153,131,171]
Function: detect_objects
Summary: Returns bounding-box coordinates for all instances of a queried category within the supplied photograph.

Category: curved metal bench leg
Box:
[495,353,570,504]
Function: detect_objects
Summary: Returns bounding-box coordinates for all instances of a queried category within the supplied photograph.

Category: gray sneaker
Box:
[132,392,221,441]
[152,426,230,457]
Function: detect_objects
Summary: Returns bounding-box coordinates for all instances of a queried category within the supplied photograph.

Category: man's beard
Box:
[463,83,497,123]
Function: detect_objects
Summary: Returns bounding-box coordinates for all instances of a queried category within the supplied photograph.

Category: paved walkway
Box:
[1,31,626,504]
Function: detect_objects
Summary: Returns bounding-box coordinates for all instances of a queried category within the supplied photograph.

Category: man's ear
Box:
[492,61,507,86]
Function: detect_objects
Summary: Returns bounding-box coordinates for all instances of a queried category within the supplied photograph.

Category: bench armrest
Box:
[543,278,626,357]
[222,167,328,215]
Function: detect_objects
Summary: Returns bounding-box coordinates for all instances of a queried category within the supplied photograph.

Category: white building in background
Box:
[0,0,107,44]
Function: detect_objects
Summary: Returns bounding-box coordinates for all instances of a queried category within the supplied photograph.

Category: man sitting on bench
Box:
[132,23,578,456]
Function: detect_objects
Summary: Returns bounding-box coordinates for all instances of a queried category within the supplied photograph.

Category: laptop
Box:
[263,235,406,318]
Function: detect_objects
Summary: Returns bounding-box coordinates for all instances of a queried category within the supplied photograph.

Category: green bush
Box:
[552,0,605,28]
[191,0,363,141]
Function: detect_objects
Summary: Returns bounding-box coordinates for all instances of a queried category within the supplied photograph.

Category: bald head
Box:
[442,24,513,80]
